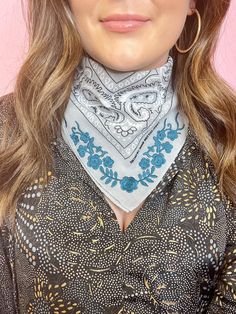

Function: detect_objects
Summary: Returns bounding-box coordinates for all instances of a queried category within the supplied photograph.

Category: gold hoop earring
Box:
[175,8,201,54]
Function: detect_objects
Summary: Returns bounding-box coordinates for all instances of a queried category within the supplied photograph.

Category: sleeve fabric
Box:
[0,93,16,149]
[0,93,17,313]
[0,223,16,313]
[207,199,236,313]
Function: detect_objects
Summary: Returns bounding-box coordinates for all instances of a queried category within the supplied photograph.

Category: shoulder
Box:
[0,93,16,140]
[0,92,15,110]
[182,125,235,213]
[0,92,15,117]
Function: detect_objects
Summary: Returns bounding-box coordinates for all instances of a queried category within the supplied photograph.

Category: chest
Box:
[103,195,145,233]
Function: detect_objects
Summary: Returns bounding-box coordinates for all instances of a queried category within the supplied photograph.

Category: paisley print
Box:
[61,54,189,212]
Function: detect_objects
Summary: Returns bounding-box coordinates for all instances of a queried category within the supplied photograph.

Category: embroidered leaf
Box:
[105,168,110,175]
[151,166,155,174]
[105,177,113,184]
[148,146,155,152]
[138,173,143,180]
[149,174,158,178]
[103,150,109,156]
[145,177,154,183]
[140,180,148,187]
[146,169,150,175]
[109,169,113,176]
[111,180,117,187]
[100,175,107,181]
[114,171,118,179]
[99,166,105,174]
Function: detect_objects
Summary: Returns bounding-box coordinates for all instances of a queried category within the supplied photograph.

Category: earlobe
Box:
[187,8,195,16]
[187,0,197,15]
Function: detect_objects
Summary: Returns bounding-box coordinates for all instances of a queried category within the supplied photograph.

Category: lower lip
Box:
[101,20,149,33]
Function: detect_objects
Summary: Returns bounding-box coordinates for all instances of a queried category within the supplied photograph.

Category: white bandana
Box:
[61,54,189,212]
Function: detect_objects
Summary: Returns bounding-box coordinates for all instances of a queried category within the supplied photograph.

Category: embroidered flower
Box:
[139,158,150,170]
[162,142,173,154]
[70,133,80,145]
[78,145,87,157]
[103,156,114,168]
[156,130,166,140]
[80,132,90,143]
[87,154,102,170]
[151,153,166,168]
[167,130,178,141]
[120,176,138,193]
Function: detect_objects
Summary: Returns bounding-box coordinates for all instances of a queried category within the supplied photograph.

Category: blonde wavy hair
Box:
[0,0,236,226]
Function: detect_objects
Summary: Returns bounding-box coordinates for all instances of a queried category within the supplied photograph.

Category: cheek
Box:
[149,0,189,42]
[69,0,97,18]
[70,1,98,36]
[150,12,187,44]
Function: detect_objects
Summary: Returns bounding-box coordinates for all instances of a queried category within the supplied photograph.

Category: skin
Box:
[67,0,197,231]
[68,0,197,72]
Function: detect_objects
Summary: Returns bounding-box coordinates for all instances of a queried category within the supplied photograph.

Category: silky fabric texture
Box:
[61,54,189,212]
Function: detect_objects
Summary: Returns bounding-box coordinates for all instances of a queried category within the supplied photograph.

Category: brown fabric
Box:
[0,93,236,314]
[0,93,15,143]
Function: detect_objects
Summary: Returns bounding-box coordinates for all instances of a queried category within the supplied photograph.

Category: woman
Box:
[0,0,236,313]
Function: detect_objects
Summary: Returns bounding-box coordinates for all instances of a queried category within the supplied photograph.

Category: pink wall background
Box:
[0,1,236,97]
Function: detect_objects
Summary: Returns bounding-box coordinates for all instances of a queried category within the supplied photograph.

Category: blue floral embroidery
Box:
[103,156,114,168]
[80,132,90,143]
[120,176,139,193]
[151,153,166,168]
[167,129,178,140]
[88,154,102,170]
[139,158,150,170]
[69,112,185,192]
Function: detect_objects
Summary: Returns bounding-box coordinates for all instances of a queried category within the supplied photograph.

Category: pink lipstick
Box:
[100,14,150,33]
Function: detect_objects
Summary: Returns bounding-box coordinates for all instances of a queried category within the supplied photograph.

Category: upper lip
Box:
[100,14,150,22]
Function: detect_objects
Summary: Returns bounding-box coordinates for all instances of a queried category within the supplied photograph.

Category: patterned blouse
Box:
[0,94,236,314]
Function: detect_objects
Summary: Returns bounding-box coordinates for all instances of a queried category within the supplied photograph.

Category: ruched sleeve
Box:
[0,224,16,313]
[207,199,236,313]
